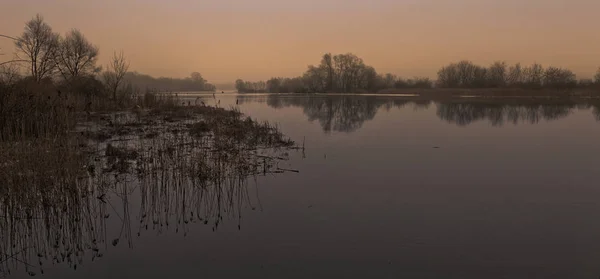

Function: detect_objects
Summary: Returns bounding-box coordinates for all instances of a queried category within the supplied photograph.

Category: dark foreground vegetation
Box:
[235,53,600,95]
[0,14,300,277]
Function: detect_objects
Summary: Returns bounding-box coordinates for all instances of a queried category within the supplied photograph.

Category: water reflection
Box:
[0,172,259,277]
[236,95,600,131]
[435,102,575,126]
[239,95,419,133]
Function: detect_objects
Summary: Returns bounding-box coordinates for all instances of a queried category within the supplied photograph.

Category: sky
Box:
[1,0,600,83]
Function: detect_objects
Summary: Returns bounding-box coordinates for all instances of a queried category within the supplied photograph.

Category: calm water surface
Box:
[9,94,600,279]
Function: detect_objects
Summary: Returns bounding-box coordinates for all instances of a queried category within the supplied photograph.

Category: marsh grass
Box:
[0,87,300,277]
[0,85,77,142]
[0,137,98,277]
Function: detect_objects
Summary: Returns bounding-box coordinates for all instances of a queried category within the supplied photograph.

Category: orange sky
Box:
[1,0,600,83]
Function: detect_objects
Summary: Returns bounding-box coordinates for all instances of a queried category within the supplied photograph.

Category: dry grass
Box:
[0,86,300,276]
[0,85,77,141]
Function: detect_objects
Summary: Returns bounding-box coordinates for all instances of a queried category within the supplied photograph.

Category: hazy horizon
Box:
[2,0,600,83]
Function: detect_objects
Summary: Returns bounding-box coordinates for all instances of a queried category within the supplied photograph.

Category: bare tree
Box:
[56,29,99,81]
[320,53,335,92]
[594,67,600,84]
[456,60,477,87]
[102,51,129,101]
[359,66,378,91]
[472,66,488,87]
[302,66,327,92]
[1,36,29,67]
[487,61,507,87]
[381,73,397,89]
[412,77,433,88]
[543,66,576,89]
[436,60,484,88]
[437,64,460,88]
[15,14,60,82]
[523,63,544,88]
[333,53,366,93]
[506,63,523,87]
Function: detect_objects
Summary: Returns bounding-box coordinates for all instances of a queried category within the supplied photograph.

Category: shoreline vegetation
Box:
[234,53,600,97]
[0,14,301,277]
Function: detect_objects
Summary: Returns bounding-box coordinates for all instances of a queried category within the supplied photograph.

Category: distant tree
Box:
[235,79,246,93]
[266,77,282,93]
[360,66,379,92]
[506,63,523,87]
[543,67,576,89]
[190,72,205,83]
[487,61,507,87]
[333,53,366,92]
[302,66,326,92]
[15,14,60,82]
[394,77,433,89]
[283,77,305,93]
[594,67,600,84]
[522,63,544,88]
[472,66,488,88]
[235,79,266,93]
[394,77,409,88]
[436,60,481,88]
[381,73,397,89]
[455,60,477,87]
[436,63,460,88]
[124,72,215,92]
[320,53,335,92]
[412,77,433,88]
[102,51,129,101]
[189,72,210,90]
[56,29,99,81]
[203,83,216,91]
[253,80,266,92]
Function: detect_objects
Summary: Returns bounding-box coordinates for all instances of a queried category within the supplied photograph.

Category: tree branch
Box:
[0,59,28,66]
[0,34,18,41]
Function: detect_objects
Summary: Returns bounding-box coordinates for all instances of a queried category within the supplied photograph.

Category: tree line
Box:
[0,14,215,101]
[236,53,434,93]
[125,72,216,92]
[235,54,600,93]
[436,60,600,89]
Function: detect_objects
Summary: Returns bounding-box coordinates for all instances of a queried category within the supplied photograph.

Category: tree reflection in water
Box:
[240,95,421,133]
[238,95,600,131]
[435,102,574,126]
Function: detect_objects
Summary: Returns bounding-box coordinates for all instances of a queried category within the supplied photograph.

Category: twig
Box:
[0,34,18,41]
[276,167,299,173]
[0,59,29,67]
